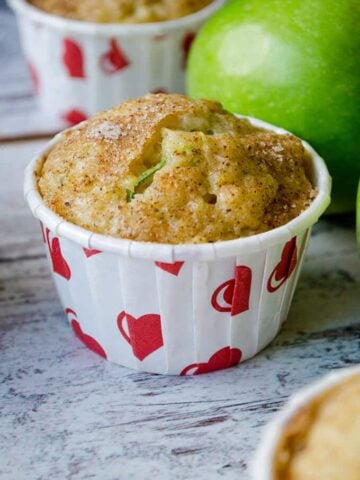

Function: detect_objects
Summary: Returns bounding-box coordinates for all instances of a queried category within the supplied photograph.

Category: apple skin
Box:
[187,0,360,213]
[357,179,360,251]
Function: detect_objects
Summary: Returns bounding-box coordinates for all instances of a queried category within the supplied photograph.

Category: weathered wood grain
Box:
[0,140,359,480]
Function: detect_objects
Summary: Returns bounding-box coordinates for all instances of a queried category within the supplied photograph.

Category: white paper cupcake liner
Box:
[8,0,226,126]
[252,365,360,480]
[24,116,331,375]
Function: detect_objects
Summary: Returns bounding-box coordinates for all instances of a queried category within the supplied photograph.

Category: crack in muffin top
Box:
[38,93,316,244]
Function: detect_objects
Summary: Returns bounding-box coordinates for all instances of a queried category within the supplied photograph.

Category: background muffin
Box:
[254,368,360,480]
[9,0,225,125]
[28,0,213,23]
[38,94,316,243]
[274,372,360,480]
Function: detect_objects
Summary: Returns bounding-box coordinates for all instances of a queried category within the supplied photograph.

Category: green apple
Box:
[357,179,360,251]
[187,0,359,213]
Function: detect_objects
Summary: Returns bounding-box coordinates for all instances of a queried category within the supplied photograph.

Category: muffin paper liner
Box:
[252,365,360,479]
[24,117,331,375]
[8,0,226,125]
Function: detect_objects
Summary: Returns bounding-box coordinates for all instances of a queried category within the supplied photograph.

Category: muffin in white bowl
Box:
[254,367,360,480]
[8,0,225,126]
[24,94,331,374]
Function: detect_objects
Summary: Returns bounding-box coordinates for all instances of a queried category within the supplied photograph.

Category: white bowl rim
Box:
[252,365,360,480]
[24,115,331,262]
[7,0,227,36]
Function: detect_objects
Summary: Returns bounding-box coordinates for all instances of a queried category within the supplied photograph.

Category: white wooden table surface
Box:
[0,4,360,480]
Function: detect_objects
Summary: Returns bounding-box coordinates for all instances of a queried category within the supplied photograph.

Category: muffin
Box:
[38,93,316,244]
[28,0,213,23]
[255,368,360,480]
[24,94,331,374]
[9,0,225,125]
[274,372,360,480]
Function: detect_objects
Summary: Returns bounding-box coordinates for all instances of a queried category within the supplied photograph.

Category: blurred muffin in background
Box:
[274,371,360,480]
[28,0,214,23]
[9,0,224,125]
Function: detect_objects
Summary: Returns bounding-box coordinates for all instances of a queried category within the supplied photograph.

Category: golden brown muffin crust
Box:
[28,0,213,23]
[38,94,315,244]
[273,373,360,480]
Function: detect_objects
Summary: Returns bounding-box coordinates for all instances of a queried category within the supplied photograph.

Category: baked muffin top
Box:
[38,94,315,244]
[28,0,213,23]
[273,372,360,480]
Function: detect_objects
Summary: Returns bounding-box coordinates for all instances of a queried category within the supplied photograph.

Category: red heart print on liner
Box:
[27,62,40,93]
[182,32,196,69]
[63,38,85,78]
[100,39,130,74]
[66,308,107,359]
[180,347,242,375]
[83,248,102,258]
[211,266,252,316]
[62,109,88,126]
[155,261,184,276]
[117,311,164,361]
[267,237,297,293]
[42,226,71,281]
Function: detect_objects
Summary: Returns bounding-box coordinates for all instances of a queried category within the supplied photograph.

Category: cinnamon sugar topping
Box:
[38,94,316,244]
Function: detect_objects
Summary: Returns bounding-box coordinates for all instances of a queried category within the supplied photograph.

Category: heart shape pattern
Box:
[83,248,102,258]
[180,347,242,375]
[63,38,85,78]
[100,39,130,74]
[155,261,184,276]
[62,109,88,126]
[117,311,164,361]
[267,237,298,293]
[211,266,252,316]
[43,226,71,281]
[66,308,107,359]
